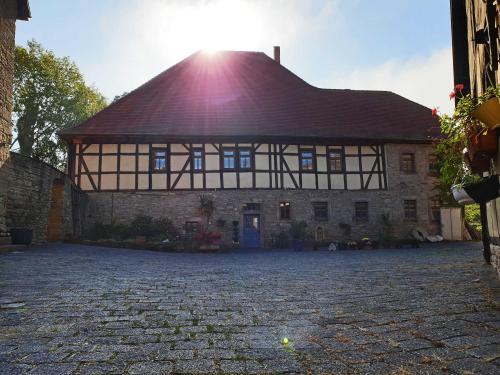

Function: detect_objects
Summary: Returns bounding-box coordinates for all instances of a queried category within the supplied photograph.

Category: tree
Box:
[112,91,129,103]
[198,195,215,231]
[13,40,107,170]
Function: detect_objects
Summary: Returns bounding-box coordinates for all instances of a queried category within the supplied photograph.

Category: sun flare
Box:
[163,0,266,55]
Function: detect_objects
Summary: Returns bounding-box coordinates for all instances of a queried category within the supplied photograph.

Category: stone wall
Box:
[84,143,439,246]
[0,0,17,234]
[0,0,16,167]
[0,152,87,243]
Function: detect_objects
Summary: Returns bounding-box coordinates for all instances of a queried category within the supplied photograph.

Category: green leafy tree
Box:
[12,40,107,169]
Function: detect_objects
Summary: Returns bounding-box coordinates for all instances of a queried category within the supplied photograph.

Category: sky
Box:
[15,0,455,114]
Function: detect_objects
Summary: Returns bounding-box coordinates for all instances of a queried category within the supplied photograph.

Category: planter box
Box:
[472,97,500,129]
[10,228,33,245]
[199,244,220,251]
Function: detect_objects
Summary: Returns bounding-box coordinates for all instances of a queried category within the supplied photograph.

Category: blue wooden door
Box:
[243,215,260,248]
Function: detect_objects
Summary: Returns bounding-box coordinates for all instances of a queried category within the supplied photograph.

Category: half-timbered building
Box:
[450,0,499,269]
[60,48,440,247]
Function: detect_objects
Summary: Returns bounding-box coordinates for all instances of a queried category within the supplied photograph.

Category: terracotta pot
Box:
[472,97,500,129]
[135,235,146,244]
[467,130,497,162]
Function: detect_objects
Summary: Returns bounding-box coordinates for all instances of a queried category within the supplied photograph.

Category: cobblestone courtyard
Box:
[0,243,499,374]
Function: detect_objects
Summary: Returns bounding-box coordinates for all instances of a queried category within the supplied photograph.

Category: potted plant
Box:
[289,221,307,251]
[131,214,155,244]
[452,174,500,205]
[194,231,222,250]
[472,97,500,130]
[435,84,500,205]
[199,195,215,231]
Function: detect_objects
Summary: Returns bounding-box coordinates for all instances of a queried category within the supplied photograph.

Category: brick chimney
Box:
[273,46,280,64]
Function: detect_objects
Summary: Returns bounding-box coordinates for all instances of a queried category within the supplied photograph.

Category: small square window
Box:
[313,202,328,221]
[193,149,203,171]
[151,149,167,172]
[355,201,369,222]
[404,200,417,220]
[300,150,315,171]
[328,149,343,172]
[279,201,291,220]
[401,153,415,173]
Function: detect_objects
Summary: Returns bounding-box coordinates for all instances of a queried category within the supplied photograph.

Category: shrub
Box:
[465,204,482,232]
[377,213,394,245]
[131,215,155,237]
[154,217,178,240]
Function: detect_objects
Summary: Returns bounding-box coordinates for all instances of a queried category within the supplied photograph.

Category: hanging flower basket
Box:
[452,175,500,205]
[472,97,500,130]
[451,184,475,205]
[463,150,490,173]
[467,129,498,161]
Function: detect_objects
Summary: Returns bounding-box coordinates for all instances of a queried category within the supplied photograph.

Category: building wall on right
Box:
[463,0,500,97]
[0,0,18,235]
[454,0,500,274]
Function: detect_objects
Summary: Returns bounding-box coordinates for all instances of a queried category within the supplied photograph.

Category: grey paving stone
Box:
[127,361,174,374]
[174,359,217,374]
[27,363,77,375]
[0,243,498,374]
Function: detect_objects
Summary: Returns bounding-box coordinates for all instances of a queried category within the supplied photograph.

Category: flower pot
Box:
[451,185,475,205]
[463,175,500,204]
[472,97,500,129]
[10,228,33,245]
[292,239,304,251]
[467,130,498,162]
[135,235,146,244]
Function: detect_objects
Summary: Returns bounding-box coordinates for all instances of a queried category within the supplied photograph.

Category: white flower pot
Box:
[451,185,474,205]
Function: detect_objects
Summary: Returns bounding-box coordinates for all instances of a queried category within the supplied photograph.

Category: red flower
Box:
[431,108,438,117]
[449,91,456,100]
[454,83,464,91]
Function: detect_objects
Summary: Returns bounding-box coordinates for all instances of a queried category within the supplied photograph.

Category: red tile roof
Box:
[61,51,440,143]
